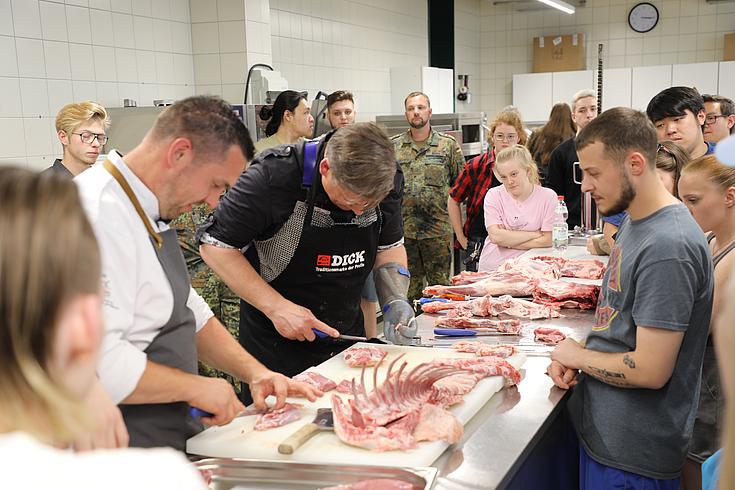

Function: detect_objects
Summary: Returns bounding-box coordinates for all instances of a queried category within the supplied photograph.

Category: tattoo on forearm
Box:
[586,365,634,387]
[623,354,636,369]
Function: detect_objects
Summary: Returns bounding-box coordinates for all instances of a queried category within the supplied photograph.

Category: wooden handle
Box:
[278,423,319,454]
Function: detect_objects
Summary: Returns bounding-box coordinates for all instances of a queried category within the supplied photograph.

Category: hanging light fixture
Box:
[537,0,576,14]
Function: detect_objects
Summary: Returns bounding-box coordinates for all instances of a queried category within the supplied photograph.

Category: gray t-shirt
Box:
[569,204,713,479]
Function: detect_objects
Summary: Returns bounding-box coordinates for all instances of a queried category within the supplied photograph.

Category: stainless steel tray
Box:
[194,458,438,489]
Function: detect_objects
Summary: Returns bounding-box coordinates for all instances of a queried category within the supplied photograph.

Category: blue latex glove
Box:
[382,299,416,345]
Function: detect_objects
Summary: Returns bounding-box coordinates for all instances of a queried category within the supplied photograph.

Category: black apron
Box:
[240,141,381,378]
[103,160,202,451]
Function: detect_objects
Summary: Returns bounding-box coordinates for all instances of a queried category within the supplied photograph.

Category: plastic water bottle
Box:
[552,195,569,253]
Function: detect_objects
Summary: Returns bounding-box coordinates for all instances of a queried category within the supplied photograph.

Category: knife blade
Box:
[311,328,368,341]
[278,407,334,454]
[434,328,512,337]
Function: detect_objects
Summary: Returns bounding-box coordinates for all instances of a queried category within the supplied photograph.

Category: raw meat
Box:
[253,402,303,431]
[449,257,561,285]
[412,404,463,444]
[421,300,469,314]
[336,379,363,394]
[451,270,492,285]
[532,279,600,310]
[423,295,560,320]
[434,316,522,334]
[343,346,386,367]
[424,270,536,297]
[495,256,561,279]
[349,355,466,426]
[293,371,338,392]
[534,327,567,345]
[533,256,606,280]
[332,395,418,452]
[452,341,517,358]
[432,357,522,386]
[320,478,416,490]
[429,372,480,406]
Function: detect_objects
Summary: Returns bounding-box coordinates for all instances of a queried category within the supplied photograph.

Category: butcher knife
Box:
[434,328,514,337]
[311,328,388,344]
[278,407,333,454]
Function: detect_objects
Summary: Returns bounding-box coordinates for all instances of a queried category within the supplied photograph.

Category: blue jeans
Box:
[579,445,680,490]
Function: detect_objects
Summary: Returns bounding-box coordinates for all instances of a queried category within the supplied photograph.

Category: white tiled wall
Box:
[269,0,429,122]
[0,0,194,170]
[455,0,482,113]
[479,0,735,119]
[190,0,273,104]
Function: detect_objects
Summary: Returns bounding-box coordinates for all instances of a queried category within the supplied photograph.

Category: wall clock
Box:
[628,2,659,33]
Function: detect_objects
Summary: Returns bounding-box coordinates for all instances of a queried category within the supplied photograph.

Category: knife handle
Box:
[278,422,320,454]
[433,328,477,337]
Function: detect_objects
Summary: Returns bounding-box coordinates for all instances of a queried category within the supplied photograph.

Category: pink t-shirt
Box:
[478,184,558,271]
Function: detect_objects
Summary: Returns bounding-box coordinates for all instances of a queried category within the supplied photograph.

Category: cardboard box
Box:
[533,34,586,73]
[725,33,735,62]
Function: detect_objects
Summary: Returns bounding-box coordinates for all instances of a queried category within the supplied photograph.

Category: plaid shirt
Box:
[449,149,501,243]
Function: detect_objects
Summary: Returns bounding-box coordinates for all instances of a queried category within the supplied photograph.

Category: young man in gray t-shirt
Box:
[548,107,713,488]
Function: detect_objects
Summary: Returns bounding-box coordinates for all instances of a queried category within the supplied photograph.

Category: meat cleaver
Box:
[278,407,333,454]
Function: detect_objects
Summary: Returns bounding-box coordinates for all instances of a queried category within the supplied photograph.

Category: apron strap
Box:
[301,140,319,188]
[301,140,321,227]
[103,159,163,249]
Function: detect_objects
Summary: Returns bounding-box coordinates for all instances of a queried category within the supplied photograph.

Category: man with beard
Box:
[547,107,713,489]
[392,91,465,300]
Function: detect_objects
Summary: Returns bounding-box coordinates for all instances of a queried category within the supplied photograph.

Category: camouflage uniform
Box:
[170,204,241,392]
[391,129,465,300]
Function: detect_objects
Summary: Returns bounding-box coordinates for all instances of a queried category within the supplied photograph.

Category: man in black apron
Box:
[199,123,417,391]
[76,96,320,451]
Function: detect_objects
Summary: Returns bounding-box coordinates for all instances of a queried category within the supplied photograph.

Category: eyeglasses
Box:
[72,131,108,145]
[704,114,727,125]
[493,133,518,142]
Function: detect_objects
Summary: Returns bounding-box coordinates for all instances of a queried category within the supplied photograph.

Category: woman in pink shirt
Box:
[478,145,558,271]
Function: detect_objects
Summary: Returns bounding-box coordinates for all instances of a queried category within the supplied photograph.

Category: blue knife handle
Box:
[419,297,450,305]
[312,328,328,338]
[434,328,477,337]
[189,407,214,418]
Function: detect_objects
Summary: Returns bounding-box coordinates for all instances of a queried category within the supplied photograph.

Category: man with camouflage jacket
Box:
[392,91,466,300]
[170,204,241,392]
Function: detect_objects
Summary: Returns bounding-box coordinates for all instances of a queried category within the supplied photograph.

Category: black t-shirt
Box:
[545,137,582,229]
[203,140,404,251]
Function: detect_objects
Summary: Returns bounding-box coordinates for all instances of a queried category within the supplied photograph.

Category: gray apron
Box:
[103,160,203,451]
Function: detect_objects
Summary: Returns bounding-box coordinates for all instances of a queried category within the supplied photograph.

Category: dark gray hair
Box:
[325,122,396,205]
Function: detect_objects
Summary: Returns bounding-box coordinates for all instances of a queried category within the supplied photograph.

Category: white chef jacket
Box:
[0,432,207,489]
[75,151,214,403]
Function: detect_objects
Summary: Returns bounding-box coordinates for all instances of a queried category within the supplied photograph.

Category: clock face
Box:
[628,2,659,33]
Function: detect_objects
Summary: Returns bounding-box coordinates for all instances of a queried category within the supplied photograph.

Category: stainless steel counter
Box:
[416,246,602,489]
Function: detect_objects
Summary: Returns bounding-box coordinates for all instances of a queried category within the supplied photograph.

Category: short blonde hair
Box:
[495,144,540,185]
[572,89,597,111]
[55,101,110,134]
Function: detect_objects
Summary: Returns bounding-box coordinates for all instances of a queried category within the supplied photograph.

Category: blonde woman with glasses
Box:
[478,145,557,271]
[0,168,206,488]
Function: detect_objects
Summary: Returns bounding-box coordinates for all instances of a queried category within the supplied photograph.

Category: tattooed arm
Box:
[549,327,685,389]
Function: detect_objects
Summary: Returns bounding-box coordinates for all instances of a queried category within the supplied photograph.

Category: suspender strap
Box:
[102,159,163,248]
[302,140,319,188]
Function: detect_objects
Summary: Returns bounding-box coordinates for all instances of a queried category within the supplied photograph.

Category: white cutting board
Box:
[186,343,525,468]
